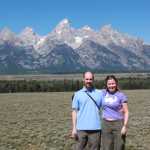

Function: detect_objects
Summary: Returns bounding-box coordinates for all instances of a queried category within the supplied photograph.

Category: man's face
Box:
[84,72,94,88]
[107,79,117,92]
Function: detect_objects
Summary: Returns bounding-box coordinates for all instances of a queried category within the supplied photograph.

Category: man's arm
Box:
[71,109,77,138]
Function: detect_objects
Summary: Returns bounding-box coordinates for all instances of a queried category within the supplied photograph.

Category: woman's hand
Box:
[121,125,127,135]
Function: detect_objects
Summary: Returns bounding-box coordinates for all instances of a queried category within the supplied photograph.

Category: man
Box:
[71,71,103,150]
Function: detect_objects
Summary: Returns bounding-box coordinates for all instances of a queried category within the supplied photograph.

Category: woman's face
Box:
[107,78,117,92]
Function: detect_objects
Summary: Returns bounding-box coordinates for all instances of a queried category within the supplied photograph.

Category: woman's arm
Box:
[121,103,129,135]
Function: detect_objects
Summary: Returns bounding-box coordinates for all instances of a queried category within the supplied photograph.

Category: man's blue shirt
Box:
[72,87,103,130]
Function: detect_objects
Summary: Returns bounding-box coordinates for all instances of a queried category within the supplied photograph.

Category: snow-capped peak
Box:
[100,24,117,34]
[20,27,36,36]
[0,27,13,35]
[75,36,83,43]
[53,18,72,34]
[82,25,93,31]
[56,18,71,28]
[60,18,70,25]
[0,27,16,41]
[18,27,40,47]
[99,24,144,53]
[0,19,146,56]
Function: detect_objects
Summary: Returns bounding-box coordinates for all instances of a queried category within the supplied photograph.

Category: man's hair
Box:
[83,71,94,79]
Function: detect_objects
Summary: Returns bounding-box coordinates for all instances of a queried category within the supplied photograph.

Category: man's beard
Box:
[85,83,93,89]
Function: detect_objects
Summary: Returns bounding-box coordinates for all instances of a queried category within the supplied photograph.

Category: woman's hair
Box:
[104,75,119,91]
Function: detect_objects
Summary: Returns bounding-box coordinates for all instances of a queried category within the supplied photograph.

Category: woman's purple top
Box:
[102,89,127,120]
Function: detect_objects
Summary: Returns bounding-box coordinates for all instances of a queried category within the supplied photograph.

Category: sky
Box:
[0,0,149,43]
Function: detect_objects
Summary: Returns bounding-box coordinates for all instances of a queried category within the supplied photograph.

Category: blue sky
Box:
[0,0,149,43]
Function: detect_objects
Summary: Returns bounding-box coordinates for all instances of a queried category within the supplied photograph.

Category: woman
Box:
[102,75,129,150]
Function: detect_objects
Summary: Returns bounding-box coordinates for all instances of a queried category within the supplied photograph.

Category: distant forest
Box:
[0,77,150,93]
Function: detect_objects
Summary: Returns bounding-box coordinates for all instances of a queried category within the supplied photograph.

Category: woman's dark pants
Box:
[102,119,126,150]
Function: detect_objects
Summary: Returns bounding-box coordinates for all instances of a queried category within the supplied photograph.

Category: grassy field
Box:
[0,90,150,150]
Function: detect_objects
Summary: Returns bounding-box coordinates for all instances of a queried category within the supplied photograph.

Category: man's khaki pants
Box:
[75,130,101,150]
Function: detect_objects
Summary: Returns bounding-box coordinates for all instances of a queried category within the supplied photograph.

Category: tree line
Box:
[0,77,150,93]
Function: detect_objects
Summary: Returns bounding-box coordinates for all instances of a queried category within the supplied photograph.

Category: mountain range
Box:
[0,18,150,74]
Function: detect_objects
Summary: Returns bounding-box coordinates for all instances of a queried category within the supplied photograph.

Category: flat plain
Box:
[0,73,149,81]
[0,90,150,150]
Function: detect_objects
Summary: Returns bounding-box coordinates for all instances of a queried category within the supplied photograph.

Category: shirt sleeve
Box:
[72,92,79,110]
[99,90,103,107]
[101,89,107,97]
[120,92,128,103]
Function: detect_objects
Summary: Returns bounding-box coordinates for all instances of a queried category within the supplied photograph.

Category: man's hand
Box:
[71,128,78,141]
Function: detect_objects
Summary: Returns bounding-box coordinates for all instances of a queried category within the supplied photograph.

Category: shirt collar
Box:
[106,89,118,95]
[82,86,95,92]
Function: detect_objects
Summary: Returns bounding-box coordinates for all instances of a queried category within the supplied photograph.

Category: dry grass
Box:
[0,90,149,150]
[0,73,149,81]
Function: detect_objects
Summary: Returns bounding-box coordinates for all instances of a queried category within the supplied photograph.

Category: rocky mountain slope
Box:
[0,18,149,74]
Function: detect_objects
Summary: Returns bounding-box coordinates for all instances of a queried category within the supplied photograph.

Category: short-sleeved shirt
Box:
[102,89,127,120]
[72,87,103,130]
